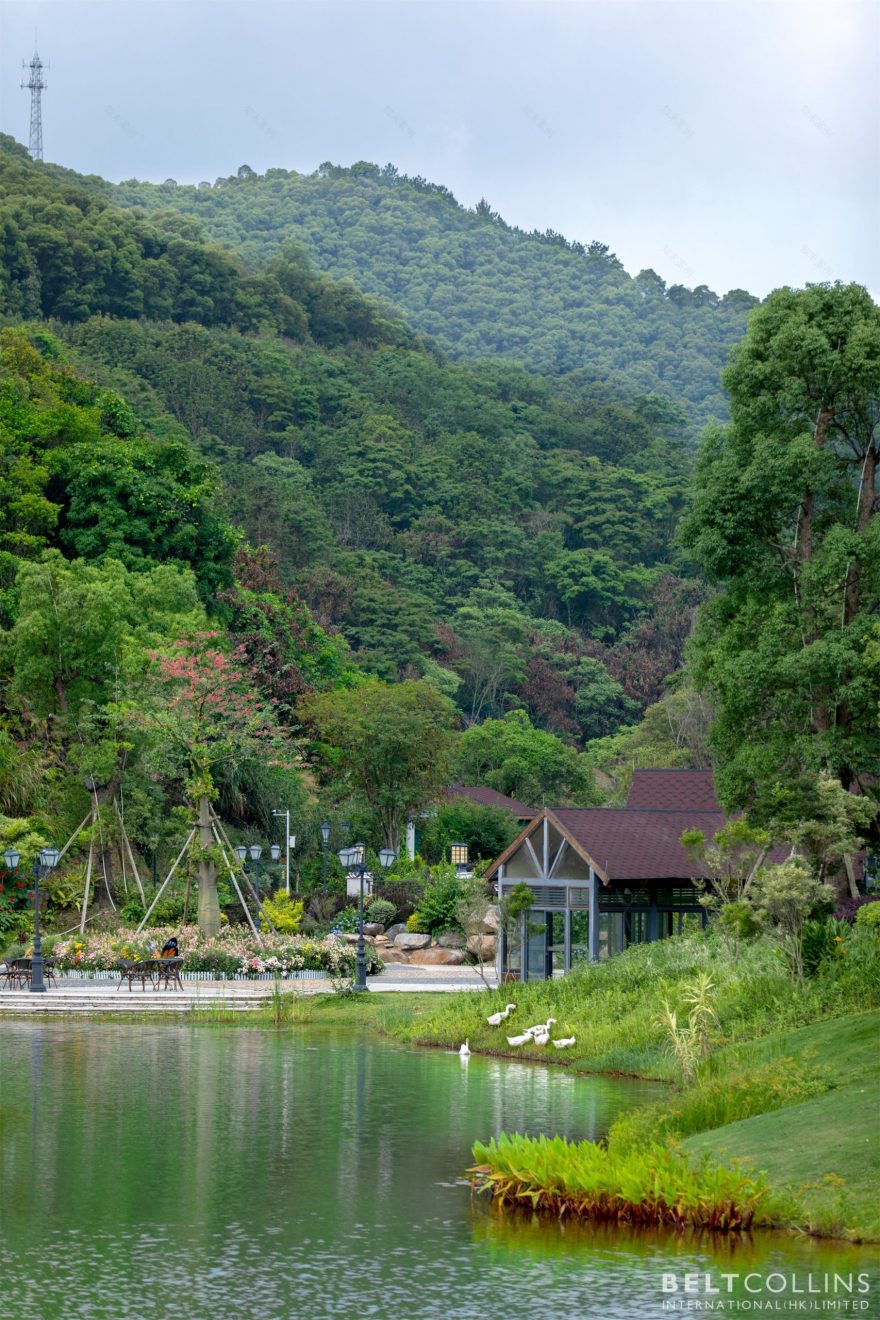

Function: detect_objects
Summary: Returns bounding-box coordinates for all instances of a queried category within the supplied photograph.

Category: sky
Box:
[0,0,877,298]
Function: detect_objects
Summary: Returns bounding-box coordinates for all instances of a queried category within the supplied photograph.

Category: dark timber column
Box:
[647,886,659,943]
[588,866,600,963]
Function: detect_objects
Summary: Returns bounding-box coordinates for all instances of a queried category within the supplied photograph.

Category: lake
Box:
[0,1022,875,1318]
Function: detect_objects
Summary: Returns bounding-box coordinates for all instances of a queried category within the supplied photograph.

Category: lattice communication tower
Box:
[21,51,48,161]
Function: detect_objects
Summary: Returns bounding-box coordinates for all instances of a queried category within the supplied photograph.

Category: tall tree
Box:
[301,679,457,851]
[454,709,598,805]
[680,283,880,820]
[133,635,294,934]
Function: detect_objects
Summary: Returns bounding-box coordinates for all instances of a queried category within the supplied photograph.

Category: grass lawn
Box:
[682,1011,880,1241]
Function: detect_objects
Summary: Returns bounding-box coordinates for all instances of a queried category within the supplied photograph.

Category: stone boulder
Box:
[363,922,384,936]
[437,931,466,949]
[408,947,466,966]
[478,905,500,935]
[393,931,431,950]
[380,947,411,964]
[466,933,497,963]
[385,923,408,942]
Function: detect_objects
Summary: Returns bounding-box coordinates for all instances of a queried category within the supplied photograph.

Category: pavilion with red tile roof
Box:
[484,769,732,980]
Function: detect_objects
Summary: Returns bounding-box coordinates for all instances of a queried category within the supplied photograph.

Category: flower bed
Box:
[52,925,381,979]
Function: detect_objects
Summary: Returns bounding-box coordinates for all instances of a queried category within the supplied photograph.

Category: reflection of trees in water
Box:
[3,1026,650,1234]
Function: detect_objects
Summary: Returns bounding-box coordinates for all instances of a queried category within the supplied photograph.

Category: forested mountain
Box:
[0,134,698,756]
[107,162,758,435]
[0,133,877,866]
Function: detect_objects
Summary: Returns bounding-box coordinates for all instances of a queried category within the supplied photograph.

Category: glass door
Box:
[526,911,552,981]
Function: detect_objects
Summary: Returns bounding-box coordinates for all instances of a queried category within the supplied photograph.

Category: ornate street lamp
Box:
[30,847,59,993]
[3,847,21,871]
[320,821,331,893]
[270,843,281,863]
[338,843,396,991]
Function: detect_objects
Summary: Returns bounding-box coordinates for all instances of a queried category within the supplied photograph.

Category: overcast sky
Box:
[1,0,877,297]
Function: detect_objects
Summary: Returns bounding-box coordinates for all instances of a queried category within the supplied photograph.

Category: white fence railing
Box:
[55,969,328,983]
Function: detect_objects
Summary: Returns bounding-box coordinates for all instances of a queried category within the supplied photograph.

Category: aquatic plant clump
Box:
[51,925,373,978]
[470,1133,777,1232]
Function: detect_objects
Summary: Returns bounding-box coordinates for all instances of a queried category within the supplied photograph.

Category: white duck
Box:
[524,1017,557,1037]
[506,1031,533,1047]
[486,1003,517,1027]
[552,1036,577,1049]
[532,1027,551,1046]
[459,1039,471,1056]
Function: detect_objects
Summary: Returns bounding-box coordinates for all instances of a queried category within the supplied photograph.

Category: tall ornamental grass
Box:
[398,931,880,1075]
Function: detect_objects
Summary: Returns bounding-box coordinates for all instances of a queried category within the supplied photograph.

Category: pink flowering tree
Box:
[135,634,295,934]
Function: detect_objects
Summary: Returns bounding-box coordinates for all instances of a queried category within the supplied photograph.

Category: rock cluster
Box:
[359,906,500,966]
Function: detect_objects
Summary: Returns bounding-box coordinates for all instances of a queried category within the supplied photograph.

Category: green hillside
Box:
[0,134,697,751]
[107,162,758,434]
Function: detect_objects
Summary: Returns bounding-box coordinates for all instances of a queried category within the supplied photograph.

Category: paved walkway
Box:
[369,965,497,992]
[0,966,496,1012]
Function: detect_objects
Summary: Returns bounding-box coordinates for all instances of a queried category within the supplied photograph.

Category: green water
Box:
[0,1022,876,1319]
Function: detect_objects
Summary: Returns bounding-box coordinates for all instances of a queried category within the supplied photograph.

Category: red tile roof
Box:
[551,807,728,881]
[626,769,720,811]
[447,784,537,819]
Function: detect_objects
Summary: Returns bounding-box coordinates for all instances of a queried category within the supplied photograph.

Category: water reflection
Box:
[0,1022,875,1320]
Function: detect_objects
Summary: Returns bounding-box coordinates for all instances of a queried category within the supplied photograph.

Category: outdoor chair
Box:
[155,956,184,991]
[116,958,160,992]
[2,958,32,989]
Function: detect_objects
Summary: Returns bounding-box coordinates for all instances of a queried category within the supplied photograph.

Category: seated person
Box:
[160,937,179,959]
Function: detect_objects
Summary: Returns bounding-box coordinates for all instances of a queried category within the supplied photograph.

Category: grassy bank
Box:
[681,1013,880,1240]
[388,932,878,1241]
[393,932,880,1076]
[468,1008,879,1241]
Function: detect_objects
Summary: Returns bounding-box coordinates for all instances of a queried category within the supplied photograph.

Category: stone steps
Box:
[0,987,279,1013]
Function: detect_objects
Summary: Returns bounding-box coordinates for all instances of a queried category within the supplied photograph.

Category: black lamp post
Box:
[338,843,397,992]
[235,843,266,926]
[320,821,331,893]
[249,844,263,914]
[5,846,59,994]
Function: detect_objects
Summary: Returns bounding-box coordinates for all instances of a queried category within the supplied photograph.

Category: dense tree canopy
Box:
[0,138,705,748]
[680,283,880,823]
[454,709,599,806]
[0,136,412,350]
[302,679,458,850]
[5,134,875,879]
[110,161,758,435]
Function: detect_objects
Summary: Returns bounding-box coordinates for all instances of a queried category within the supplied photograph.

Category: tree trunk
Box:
[844,446,877,626]
[197,794,220,936]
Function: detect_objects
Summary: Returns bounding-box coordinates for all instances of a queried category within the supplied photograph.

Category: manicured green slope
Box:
[683,1012,880,1240]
